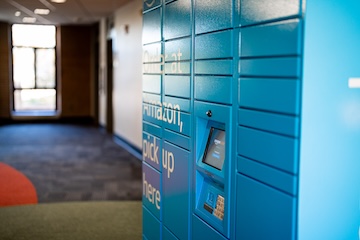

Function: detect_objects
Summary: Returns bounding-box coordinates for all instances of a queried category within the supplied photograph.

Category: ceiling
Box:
[0,0,133,25]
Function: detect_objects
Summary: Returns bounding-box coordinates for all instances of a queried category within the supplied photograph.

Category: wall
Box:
[98,19,107,127]
[112,0,143,148]
[58,25,96,118]
[0,22,11,120]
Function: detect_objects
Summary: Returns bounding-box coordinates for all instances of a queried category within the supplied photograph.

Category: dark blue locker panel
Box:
[143,0,161,12]
[143,122,162,138]
[163,226,179,240]
[240,19,301,57]
[238,108,299,137]
[236,174,296,239]
[164,129,191,150]
[164,61,191,75]
[164,0,191,40]
[143,206,161,240]
[143,8,162,44]
[162,142,190,240]
[240,0,301,26]
[163,96,190,113]
[239,78,300,115]
[165,38,191,61]
[143,132,162,172]
[195,0,232,34]
[192,215,227,240]
[164,76,190,98]
[237,156,297,195]
[143,163,161,220]
[163,111,191,136]
[195,76,232,104]
[238,126,298,174]
[143,75,161,94]
[195,30,233,59]
[143,43,162,63]
[239,57,301,78]
[195,60,233,75]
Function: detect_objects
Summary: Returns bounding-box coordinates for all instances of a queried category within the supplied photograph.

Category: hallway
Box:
[0,123,142,203]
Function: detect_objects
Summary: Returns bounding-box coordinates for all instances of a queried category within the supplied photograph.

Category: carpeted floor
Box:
[0,123,142,203]
[0,201,142,240]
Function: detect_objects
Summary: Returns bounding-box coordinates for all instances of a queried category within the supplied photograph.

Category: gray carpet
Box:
[0,123,142,203]
[0,201,142,240]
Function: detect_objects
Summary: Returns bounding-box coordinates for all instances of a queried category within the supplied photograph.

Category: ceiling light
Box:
[15,11,21,17]
[22,17,37,23]
[34,9,50,15]
[51,0,67,3]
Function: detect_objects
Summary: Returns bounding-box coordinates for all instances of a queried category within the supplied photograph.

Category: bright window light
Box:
[12,24,56,48]
[12,24,57,111]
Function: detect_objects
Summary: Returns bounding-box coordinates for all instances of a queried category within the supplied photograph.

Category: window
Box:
[12,24,56,111]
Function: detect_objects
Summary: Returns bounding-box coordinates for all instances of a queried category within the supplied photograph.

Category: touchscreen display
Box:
[202,127,226,170]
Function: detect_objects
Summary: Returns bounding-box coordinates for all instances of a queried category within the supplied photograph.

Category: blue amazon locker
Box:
[142,0,360,239]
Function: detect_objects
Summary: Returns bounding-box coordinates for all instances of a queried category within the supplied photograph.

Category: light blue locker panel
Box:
[164,129,191,150]
[143,63,162,75]
[164,76,190,98]
[143,93,161,106]
[299,1,360,239]
[239,57,301,78]
[240,19,301,57]
[143,122,162,138]
[195,60,233,75]
[143,206,161,240]
[195,76,232,104]
[163,226,178,240]
[164,61,190,75]
[238,108,299,137]
[195,30,233,59]
[192,215,227,240]
[165,38,191,61]
[163,111,191,136]
[143,8,162,44]
[162,142,190,240]
[143,0,161,12]
[143,43,162,63]
[195,0,232,34]
[238,126,298,174]
[239,78,300,115]
[143,132,162,172]
[143,163,161,220]
[240,0,301,26]
[163,96,190,113]
[237,156,297,195]
[143,75,161,94]
[236,174,296,239]
[164,0,191,40]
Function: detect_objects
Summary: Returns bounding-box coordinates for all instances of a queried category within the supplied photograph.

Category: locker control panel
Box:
[203,193,225,221]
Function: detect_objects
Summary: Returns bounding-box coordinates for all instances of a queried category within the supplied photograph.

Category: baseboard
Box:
[113,135,142,161]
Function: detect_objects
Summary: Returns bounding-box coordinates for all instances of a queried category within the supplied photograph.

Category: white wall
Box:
[98,18,107,127]
[112,0,143,149]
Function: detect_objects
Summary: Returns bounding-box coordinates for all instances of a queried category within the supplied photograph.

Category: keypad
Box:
[213,195,225,220]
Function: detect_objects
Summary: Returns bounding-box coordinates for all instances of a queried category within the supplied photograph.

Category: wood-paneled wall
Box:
[58,25,96,118]
[0,22,11,120]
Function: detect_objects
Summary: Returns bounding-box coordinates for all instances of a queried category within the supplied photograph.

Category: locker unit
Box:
[142,0,360,239]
